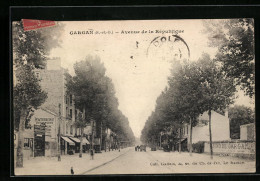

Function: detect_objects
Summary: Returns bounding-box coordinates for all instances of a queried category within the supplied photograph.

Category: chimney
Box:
[225,108,229,118]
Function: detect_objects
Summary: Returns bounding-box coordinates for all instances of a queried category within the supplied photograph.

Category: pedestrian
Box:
[71,167,74,175]
[90,149,94,160]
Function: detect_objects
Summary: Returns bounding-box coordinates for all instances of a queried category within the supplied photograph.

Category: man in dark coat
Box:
[90,149,94,160]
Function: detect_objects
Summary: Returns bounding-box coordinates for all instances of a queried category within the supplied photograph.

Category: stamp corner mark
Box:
[22,19,56,31]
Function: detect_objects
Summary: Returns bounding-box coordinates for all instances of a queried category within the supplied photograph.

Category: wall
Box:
[240,126,247,140]
[204,141,255,159]
[240,123,255,141]
[36,69,65,116]
[189,111,230,144]
[21,129,34,160]
[14,128,34,162]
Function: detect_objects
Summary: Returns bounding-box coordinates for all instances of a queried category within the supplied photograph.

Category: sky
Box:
[49,20,254,138]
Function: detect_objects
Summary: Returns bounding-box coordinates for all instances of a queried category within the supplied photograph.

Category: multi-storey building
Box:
[14,58,91,159]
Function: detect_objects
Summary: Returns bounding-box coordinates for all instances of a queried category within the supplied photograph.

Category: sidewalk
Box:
[15,147,132,175]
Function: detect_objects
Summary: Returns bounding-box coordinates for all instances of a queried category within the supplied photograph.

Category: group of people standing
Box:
[135,145,146,152]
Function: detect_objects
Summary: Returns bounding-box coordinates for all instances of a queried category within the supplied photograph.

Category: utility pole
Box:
[57,104,61,161]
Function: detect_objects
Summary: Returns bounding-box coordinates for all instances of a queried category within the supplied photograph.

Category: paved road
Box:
[84,147,255,174]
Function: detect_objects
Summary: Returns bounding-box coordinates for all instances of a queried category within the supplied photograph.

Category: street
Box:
[14,146,255,175]
[85,147,255,174]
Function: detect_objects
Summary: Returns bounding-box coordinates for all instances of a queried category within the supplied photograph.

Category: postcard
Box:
[12,19,255,175]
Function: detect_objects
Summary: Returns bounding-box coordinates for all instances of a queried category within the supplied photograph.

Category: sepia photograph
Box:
[12,19,255,175]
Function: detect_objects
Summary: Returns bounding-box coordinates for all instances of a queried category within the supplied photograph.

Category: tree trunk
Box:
[179,127,182,153]
[189,117,193,156]
[57,104,61,161]
[91,121,94,150]
[79,127,83,158]
[100,121,102,152]
[208,110,213,159]
[16,109,27,167]
[83,106,86,122]
[159,133,162,148]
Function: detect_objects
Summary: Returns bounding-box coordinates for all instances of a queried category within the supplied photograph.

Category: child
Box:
[71,167,74,175]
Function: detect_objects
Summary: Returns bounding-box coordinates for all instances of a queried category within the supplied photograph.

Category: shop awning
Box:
[175,138,187,144]
[82,137,90,145]
[61,136,75,146]
[69,137,81,143]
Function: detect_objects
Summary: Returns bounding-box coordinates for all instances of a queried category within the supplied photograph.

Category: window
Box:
[70,125,73,135]
[66,124,68,134]
[65,96,68,104]
[187,126,189,134]
[70,94,72,105]
[75,110,78,120]
[24,138,29,148]
[66,107,68,117]
[70,109,72,118]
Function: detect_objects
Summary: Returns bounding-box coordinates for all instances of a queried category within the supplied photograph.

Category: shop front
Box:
[174,138,188,152]
[82,137,90,152]
[30,108,59,157]
[69,136,91,153]
[69,137,80,153]
[34,124,45,157]
[94,138,101,153]
[61,136,75,155]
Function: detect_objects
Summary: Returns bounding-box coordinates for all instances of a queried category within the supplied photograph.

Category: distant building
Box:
[103,128,119,151]
[190,111,230,143]
[169,111,255,158]
[175,110,230,151]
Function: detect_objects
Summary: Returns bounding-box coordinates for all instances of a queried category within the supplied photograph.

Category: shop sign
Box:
[35,117,54,125]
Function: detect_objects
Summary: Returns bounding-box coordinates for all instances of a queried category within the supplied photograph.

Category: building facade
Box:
[14,58,92,159]
[172,110,230,152]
